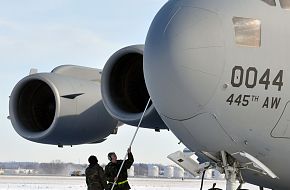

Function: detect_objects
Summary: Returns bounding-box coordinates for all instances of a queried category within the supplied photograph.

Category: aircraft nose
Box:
[144,2,225,120]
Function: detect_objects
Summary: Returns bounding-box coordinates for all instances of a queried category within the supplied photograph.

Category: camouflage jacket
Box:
[85,164,107,190]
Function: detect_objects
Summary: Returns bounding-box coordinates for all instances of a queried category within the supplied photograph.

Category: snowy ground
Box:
[0,176,270,190]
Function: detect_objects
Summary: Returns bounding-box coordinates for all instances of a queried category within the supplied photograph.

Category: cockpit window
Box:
[233,17,261,48]
[280,0,290,9]
[261,0,276,6]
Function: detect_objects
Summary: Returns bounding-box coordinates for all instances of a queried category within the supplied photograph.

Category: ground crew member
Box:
[105,147,134,190]
[85,155,107,190]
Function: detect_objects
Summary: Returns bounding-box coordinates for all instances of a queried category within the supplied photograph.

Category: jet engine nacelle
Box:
[9,66,118,146]
[101,45,168,130]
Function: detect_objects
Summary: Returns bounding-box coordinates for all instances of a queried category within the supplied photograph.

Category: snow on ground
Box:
[0,176,270,190]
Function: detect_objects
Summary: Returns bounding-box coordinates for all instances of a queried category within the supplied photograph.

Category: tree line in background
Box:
[0,160,86,175]
[0,161,167,176]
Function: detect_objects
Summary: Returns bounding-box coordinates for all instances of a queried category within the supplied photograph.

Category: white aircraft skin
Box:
[8,0,290,190]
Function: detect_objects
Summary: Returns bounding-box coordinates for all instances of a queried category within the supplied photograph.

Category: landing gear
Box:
[219,150,275,190]
[201,150,246,190]
[168,149,276,190]
[220,150,244,190]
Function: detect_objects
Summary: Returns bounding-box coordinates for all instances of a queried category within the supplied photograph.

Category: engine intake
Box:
[101,45,167,129]
[9,66,118,145]
[16,79,55,132]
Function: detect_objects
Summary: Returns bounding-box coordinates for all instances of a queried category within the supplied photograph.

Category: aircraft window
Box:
[233,17,261,48]
[261,0,276,6]
[280,0,290,9]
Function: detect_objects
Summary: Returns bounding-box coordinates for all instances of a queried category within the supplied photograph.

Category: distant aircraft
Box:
[8,0,290,189]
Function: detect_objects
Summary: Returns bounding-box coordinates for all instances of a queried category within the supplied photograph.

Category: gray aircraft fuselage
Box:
[9,0,290,189]
[144,0,290,189]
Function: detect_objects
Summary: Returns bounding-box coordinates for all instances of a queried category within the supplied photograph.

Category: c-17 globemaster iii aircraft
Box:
[8,0,290,189]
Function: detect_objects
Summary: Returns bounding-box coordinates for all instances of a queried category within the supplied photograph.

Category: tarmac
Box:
[0,175,270,190]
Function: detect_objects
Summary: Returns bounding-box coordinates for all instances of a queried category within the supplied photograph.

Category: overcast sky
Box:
[0,0,187,165]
